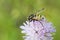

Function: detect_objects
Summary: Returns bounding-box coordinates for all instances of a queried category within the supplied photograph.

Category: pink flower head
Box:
[20,15,56,40]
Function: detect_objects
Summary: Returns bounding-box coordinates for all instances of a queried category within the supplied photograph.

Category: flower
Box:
[20,15,56,40]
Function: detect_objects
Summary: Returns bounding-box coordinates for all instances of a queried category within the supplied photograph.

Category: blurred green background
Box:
[0,0,60,40]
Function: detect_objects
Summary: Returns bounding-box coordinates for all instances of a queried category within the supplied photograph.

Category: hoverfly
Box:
[27,8,44,22]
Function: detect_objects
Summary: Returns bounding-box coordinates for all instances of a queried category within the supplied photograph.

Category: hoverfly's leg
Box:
[39,21,44,27]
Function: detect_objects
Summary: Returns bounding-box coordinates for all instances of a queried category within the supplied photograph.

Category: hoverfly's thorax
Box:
[27,8,44,22]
